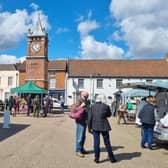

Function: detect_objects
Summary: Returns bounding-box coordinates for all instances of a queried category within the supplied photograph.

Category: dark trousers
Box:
[27,105,31,116]
[93,131,114,160]
[141,123,154,149]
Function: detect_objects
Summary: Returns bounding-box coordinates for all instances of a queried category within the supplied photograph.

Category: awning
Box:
[119,82,168,92]
[122,89,156,97]
[11,81,48,94]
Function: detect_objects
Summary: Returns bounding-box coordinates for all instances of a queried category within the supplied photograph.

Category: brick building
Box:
[15,16,168,105]
[17,16,67,99]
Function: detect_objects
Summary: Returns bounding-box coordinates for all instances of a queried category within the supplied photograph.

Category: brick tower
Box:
[26,14,48,89]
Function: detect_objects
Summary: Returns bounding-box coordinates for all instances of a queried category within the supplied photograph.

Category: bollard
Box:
[3,107,10,128]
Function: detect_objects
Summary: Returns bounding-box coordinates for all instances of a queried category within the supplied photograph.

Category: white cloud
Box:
[30,3,39,10]
[0,5,50,63]
[0,7,50,50]
[75,15,84,22]
[87,10,92,20]
[111,31,122,41]
[77,20,100,37]
[80,36,124,59]
[29,10,51,31]
[0,54,26,64]
[56,27,69,34]
[77,18,124,59]
[110,0,168,58]
[18,56,26,63]
[0,10,29,49]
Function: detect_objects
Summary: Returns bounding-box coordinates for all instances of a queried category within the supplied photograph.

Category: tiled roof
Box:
[15,60,67,72]
[48,60,67,70]
[16,61,26,71]
[0,64,17,71]
[68,59,168,78]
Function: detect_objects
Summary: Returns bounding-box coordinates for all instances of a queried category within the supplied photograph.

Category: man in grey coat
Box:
[88,94,117,163]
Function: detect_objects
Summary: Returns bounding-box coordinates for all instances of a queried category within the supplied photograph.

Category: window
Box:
[116,79,123,88]
[49,71,56,89]
[49,78,55,89]
[78,78,84,88]
[146,79,152,83]
[97,79,103,88]
[8,77,13,86]
[49,71,55,76]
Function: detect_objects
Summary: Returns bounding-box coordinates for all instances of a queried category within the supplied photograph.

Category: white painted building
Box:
[0,64,19,101]
[66,77,168,106]
[65,59,168,106]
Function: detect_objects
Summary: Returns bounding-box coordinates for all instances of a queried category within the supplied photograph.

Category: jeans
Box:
[76,122,86,152]
[93,131,114,160]
[60,102,64,113]
[141,123,154,149]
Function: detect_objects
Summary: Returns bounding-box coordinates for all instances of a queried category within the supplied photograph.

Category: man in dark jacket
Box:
[138,96,156,150]
[88,94,117,163]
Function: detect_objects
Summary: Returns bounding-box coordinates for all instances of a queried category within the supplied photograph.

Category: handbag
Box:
[68,104,84,120]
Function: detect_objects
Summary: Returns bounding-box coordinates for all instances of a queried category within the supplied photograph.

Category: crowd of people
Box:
[3,91,160,163]
[4,94,64,117]
[69,91,160,164]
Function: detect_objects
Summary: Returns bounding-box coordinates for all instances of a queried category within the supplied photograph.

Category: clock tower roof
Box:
[27,14,47,37]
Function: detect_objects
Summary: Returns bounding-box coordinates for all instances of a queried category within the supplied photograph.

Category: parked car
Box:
[154,113,168,143]
[52,98,61,108]
[0,100,4,111]
[52,98,68,110]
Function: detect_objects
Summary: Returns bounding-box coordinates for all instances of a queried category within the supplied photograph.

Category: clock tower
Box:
[26,15,48,89]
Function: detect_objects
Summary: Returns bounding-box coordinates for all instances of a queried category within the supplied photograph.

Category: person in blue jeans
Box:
[88,94,117,163]
[75,91,90,158]
[138,96,156,150]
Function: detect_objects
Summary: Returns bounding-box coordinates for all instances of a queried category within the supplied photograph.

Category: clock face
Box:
[31,43,40,52]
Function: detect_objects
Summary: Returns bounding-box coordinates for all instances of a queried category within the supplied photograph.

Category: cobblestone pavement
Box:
[0,113,168,168]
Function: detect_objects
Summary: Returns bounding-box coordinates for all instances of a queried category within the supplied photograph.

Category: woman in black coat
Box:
[88,95,117,163]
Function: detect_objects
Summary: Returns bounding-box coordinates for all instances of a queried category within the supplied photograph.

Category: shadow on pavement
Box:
[116,152,141,161]
[99,152,141,163]
[113,145,125,151]
[85,145,124,155]
[0,123,30,142]
[153,143,168,150]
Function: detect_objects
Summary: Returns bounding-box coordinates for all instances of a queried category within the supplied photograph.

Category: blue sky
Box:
[0,0,168,64]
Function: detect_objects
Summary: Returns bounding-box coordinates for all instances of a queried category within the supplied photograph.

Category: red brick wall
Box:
[56,72,66,89]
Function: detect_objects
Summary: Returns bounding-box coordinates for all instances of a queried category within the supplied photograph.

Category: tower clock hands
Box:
[32,43,40,52]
